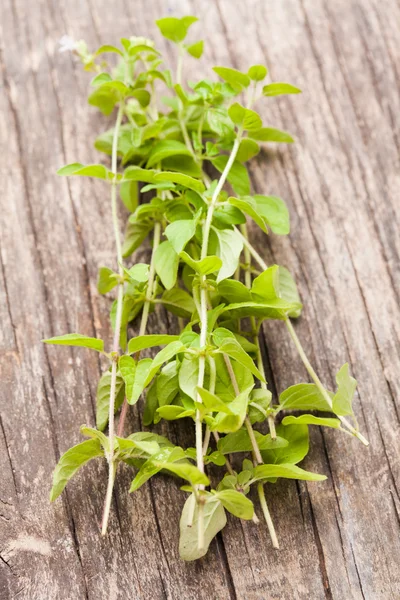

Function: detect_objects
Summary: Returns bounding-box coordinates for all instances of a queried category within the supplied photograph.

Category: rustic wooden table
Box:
[1,1,399,598]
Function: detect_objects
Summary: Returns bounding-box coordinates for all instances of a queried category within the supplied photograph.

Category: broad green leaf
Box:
[279,383,333,412]
[154,241,179,290]
[251,265,280,302]
[214,228,243,282]
[213,66,250,90]
[118,355,136,402]
[279,266,302,318]
[222,300,296,321]
[131,88,151,107]
[157,405,195,420]
[212,156,250,196]
[217,429,288,454]
[130,446,186,491]
[196,387,233,414]
[179,355,199,400]
[262,83,301,97]
[252,463,326,482]
[57,163,115,180]
[50,439,103,501]
[91,72,112,87]
[156,16,198,43]
[236,139,260,162]
[228,102,246,125]
[147,140,192,168]
[248,388,273,424]
[179,493,227,561]
[154,171,205,194]
[217,338,265,382]
[122,221,153,257]
[43,333,104,353]
[248,127,294,143]
[282,415,341,429]
[214,353,254,402]
[96,371,125,430]
[254,195,290,235]
[186,40,204,58]
[218,279,252,303]
[122,166,157,183]
[261,424,309,465]
[161,462,209,486]
[128,334,180,355]
[179,251,222,275]
[120,182,139,215]
[130,358,153,405]
[210,387,253,433]
[165,219,198,254]
[332,363,357,416]
[228,103,262,130]
[97,266,119,294]
[115,436,159,457]
[94,44,124,57]
[228,196,268,233]
[207,108,235,138]
[143,342,187,388]
[248,65,268,81]
[125,263,149,284]
[80,425,110,454]
[143,381,159,426]
[162,287,196,318]
[215,490,254,520]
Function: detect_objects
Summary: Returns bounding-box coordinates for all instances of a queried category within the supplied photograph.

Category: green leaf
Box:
[130,358,153,405]
[279,266,302,318]
[228,103,262,130]
[212,156,250,196]
[261,424,309,465]
[279,383,333,412]
[120,180,140,214]
[122,166,157,183]
[125,263,149,284]
[262,82,301,97]
[128,334,180,355]
[57,163,115,180]
[118,355,136,401]
[282,415,341,429]
[50,439,103,501]
[214,228,243,282]
[208,108,235,138]
[248,65,268,81]
[143,381,159,426]
[196,387,233,414]
[165,219,198,255]
[154,171,205,194]
[157,405,195,420]
[122,221,153,258]
[43,333,104,353]
[94,44,124,57]
[252,463,326,482]
[186,40,204,58]
[96,371,125,430]
[248,127,294,143]
[210,387,253,433]
[161,462,209,486]
[215,490,254,519]
[217,338,265,382]
[248,388,273,424]
[217,429,288,454]
[156,16,198,43]
[154,241,179,290]
[254,195,290,235]
[228,196,269,233]
[213,66,250,90]
[162,288,196,318]
[236,139,260,162]
[130,446,187,491]
[214,353,254,403]
[179,494,227,561]
[143,341,187,389]
[179,251,222,275]
[147,140,192,168]
[80,425,110,454]
[251,265,280,302]
[179,355,199,400]
[332,363,357,416]
[218,279,252,303]
[97,267,119,294]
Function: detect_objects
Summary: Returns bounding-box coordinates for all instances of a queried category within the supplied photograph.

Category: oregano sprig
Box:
[44,15,368,561]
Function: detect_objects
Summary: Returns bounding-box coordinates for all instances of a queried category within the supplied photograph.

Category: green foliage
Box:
[48,15,367,562]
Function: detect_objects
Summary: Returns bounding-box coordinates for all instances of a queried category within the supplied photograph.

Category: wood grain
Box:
[0,0,399,598]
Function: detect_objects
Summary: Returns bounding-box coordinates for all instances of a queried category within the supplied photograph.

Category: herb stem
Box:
[257,483,279,549]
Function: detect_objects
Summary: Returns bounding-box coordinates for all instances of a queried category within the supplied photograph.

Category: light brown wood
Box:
[0,0,399,598]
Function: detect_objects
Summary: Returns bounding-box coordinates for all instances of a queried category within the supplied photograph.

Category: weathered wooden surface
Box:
[1,0,399,598]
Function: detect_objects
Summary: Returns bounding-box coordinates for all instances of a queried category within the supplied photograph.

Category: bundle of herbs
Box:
[45,16,368,560]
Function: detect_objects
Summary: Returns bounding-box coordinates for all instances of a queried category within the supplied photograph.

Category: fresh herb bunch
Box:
[45,16,368,560]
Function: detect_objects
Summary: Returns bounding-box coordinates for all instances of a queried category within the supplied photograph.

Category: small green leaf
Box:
[279,266,302,318]
[251,265,280,302]
[186,40,204,58]
[118,355,136,402]
[213,66,250,90]
[165,219,198,255]
[279,383,333,412]
[217,338,265,382]
[122,221,153,258]
[196,387,233,414]
[154,241,179,290]
[43,333,104,353]
[156,16,198,43]
[248,65,268,81]
[228,103,262,130]
[332,363,357,416]
[130,447,186,491]
[96,371,125,430]
[217,429,288,454]
[94,44,124,57]
[128,334,180,355]
[214,228,243,282]
[120,179,139,212]
[147,140,192,167]
[236,139,260,162]
[122,166,157,183]
[215,490,254,520]
[262,83,302,96]
[97,267,119,294]
[179,251,222,275]
[212,156,250,196]
[143,342,187,389]
[252,463,326,482]
[130,358,153,405]
[282,415,341,429]
[254,195,290,235]
[50,439,103,501]
[162,288,196,318]
[248,127,294,143]
[210,387,253,433]
[125,263,149,284]
[57,163,114,180]
[157,405,195,420]
[154,171,205,194]
[179,355,200,400]
[261,424,309,465]
[228,196,268,234]
[161,462,209,486]
[179,494,227,561]
[80,425,110,454]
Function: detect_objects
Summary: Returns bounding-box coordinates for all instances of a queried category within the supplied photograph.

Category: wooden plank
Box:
[0,0,399,598]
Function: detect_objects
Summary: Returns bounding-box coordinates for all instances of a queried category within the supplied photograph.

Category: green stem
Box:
[257,483,279,549]
[102,101,124,536]
[237,226,369,446]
